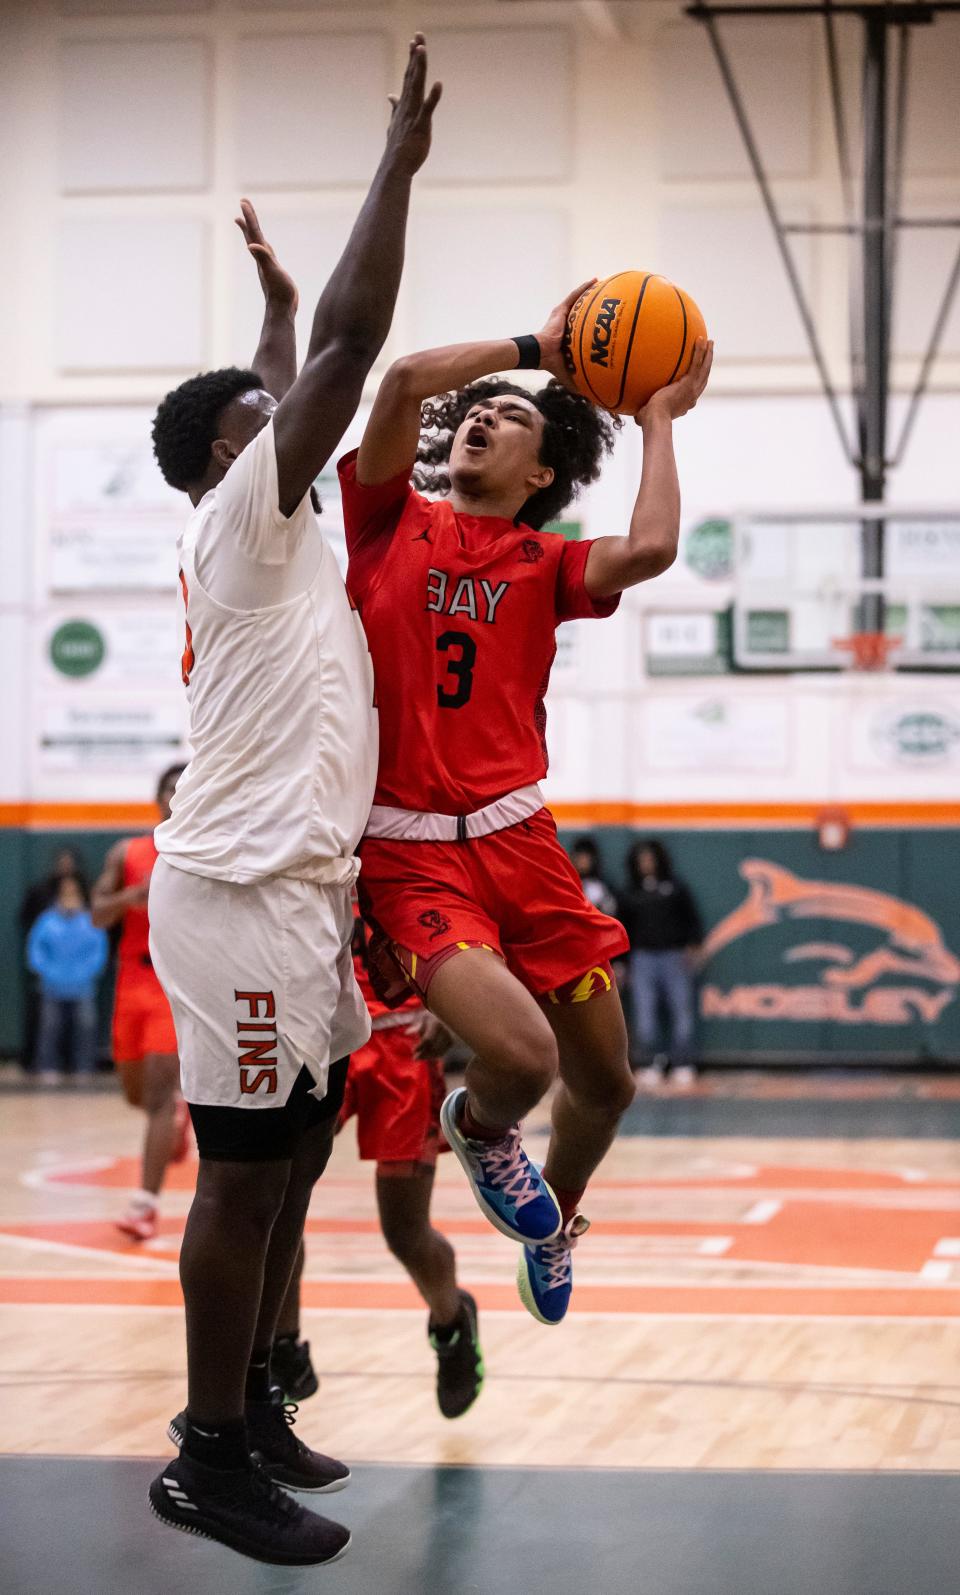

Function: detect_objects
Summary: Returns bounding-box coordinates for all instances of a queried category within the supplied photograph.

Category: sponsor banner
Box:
[46,518,179,595]
[644,610,730,676]
[42,607,181,689]
[642,695,789,772]
[848,700,960,770]
[35,701,187,776]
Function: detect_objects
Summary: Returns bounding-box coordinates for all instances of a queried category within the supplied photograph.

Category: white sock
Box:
[130,1189,158,1213]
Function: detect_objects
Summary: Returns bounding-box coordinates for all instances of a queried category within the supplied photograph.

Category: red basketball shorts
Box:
[358,807,628,1005]
[112,970,178,1066]
[339,1019,445,1168]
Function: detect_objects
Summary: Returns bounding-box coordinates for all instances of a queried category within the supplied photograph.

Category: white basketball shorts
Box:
[148,858,371,1109]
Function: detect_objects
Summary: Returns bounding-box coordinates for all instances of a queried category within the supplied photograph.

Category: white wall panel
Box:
[409,208,568,349]
[659,203,815,360]
[56,218,206,371]
[59,40,209,193]
[230,210,357,366]
[424,29,572,184]
[234,33,390,187]
[656,18,815,181]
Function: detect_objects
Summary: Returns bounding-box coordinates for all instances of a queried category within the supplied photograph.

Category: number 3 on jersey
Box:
[436,630,476,709]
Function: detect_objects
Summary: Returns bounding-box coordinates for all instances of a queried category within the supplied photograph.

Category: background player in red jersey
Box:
[273,915,483,1418]
[338,293,712,1326]
[340,911,483,1418]
[91,765,187,1241]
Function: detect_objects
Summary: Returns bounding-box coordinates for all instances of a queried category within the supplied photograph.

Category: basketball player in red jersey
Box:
[341,911,483,1417]
[339,298,712,1326]
[91,765,187,1241]
[273,912,483,1418]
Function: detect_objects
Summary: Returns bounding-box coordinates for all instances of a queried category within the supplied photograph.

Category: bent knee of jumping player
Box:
[467,1014,558,1124]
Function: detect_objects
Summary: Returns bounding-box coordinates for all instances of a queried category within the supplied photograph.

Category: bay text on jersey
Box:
[425,569,510,624]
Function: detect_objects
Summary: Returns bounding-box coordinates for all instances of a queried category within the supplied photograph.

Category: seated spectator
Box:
[618,839,703,1088]
[26,875,108,1082]
[570,834,618,918]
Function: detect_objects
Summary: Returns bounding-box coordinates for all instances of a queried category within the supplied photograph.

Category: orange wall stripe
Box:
[0,802,158,829]
[548,800,960,828]
[2,799,960,831]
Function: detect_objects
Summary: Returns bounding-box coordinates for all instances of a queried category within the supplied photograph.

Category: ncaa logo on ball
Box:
[589,297,622,368]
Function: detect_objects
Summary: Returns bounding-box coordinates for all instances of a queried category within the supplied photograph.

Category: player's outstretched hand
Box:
[385,33,442,176]
[635,337,713,425]
[537,279,597,385]
[235,199,298,314]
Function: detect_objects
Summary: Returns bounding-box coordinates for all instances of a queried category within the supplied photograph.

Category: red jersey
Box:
[339,451,619,813]
[117,834,159,975]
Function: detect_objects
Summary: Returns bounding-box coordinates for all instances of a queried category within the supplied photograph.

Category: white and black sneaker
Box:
[168,1389,350,1494]
[148,1453,350,1566]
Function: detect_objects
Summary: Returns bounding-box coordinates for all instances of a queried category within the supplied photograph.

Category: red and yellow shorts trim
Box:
[358,806,627,1009]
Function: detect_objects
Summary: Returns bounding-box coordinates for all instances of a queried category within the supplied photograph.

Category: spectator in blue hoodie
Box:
[26,874,108,1080]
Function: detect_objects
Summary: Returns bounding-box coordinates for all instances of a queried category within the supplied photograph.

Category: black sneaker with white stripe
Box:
[271,1334,320,1401]
[168,1388,350,1493]
[148,1453,350,1566]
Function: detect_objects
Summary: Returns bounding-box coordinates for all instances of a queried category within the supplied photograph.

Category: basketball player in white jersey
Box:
[145,39,440,1567]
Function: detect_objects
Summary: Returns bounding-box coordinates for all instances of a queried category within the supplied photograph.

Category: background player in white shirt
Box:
[145,39,440,1568]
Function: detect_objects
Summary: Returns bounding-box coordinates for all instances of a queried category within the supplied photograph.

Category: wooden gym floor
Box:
[2,1070,960,1593]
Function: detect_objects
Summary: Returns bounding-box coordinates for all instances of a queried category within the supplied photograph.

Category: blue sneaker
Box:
[439,1088,562,1244]
[517,1214,590,1325]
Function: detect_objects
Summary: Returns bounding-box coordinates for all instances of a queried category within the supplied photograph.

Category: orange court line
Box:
[4,800,960,831]
[4,1276,960,1317]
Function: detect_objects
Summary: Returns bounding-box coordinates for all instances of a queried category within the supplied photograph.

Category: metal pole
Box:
[858,9,888,635]
[892,237,960,467]
[698,9,856,465]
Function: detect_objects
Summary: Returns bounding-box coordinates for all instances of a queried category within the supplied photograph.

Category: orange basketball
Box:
[563,270,707,415]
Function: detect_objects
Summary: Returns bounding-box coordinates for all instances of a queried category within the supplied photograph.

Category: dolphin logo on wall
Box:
[700,861,960,1026]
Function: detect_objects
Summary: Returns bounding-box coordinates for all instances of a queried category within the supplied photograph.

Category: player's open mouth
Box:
[464,425,489,451]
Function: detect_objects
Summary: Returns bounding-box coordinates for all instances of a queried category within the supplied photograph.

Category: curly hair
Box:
[414,378,620,530]
[151,367,263,491]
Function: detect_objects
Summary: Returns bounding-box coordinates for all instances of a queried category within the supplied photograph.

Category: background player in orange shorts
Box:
[339,294,711,1326]
[92,765,187,1241]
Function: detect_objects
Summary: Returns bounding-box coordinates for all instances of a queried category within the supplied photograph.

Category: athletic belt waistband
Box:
[363,784,544,844]
[371,1010,421,1032]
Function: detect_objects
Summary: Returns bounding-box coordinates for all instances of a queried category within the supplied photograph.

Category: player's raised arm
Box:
[584,337,713,599]
[271,35,441,515]
[237,200,299,402]
[356,280,594,485]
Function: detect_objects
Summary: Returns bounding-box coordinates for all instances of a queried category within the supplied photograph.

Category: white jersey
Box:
[157,418,378,886]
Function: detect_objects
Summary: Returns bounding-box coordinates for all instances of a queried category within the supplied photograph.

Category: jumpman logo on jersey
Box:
[412,528,432,544]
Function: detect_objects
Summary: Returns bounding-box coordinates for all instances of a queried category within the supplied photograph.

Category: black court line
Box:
[2,1457,960,1595]
[621,1095,960,1138]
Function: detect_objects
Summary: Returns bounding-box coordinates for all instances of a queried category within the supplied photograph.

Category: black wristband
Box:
[511,335,541,370]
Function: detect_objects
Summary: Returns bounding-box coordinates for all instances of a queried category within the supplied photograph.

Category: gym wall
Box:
[1,0,958,1060]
